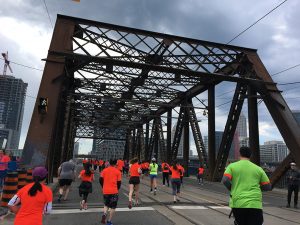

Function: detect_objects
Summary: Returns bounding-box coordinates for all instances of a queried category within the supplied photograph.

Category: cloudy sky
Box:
[0,0,299,154]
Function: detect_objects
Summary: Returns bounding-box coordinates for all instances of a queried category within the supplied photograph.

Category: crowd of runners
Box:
[4,146,300,225]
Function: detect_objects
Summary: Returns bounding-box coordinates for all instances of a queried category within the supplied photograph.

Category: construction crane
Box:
[1,51,13,75]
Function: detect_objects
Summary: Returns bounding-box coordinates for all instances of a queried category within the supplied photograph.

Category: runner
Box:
[128,158,142,209]
[161,161,170,187]
[178,163,185,186]
[100,159,122,225]
[222,146,272,225]
[170,161,182,203]
[57,159,76,202]
[78,162,94,210]
[123,160,129,176]
[117,158,124,173]
[197,165,204,185]
[0,149,10,193]
[149,158,158,195]
[99,159,104,172]
[8,167,52,225]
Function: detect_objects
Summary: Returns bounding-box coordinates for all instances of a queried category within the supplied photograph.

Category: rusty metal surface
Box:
[22,15,300,183]
[22,18,75,170]
[247,53,300,179]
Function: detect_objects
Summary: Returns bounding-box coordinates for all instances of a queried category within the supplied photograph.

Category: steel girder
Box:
[212,83,248,181]
[22,15,300,184]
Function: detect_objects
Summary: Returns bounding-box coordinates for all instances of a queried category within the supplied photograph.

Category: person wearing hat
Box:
[7,166,53,225]
[286,162,300,208]
[149,158,158,195]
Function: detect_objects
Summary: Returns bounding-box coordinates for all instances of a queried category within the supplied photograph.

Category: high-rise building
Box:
[0,75,27,150]
[73,142,79,158]
[204,131,235,160]
[260,141,289,163]
[236,112,247,138]
[171,124,183,157]
[92,128,126,160]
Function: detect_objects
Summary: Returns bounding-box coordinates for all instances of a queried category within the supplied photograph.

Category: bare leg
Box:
[108,208,115,222]
[63,186,70,200]
[129,184,134,202]
[135,184,140,205]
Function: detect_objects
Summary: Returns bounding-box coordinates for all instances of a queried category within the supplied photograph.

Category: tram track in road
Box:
[130,176,300,225]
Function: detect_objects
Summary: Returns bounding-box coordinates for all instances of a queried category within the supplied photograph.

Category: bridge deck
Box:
[2,170,299,225]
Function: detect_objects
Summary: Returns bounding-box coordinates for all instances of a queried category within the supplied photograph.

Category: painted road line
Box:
[209,206,230,210]
[51,207,155,214]
[170,206,207,210]
[170,205,230,210]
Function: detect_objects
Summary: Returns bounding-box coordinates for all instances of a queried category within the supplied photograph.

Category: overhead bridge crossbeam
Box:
[21,14,300,184]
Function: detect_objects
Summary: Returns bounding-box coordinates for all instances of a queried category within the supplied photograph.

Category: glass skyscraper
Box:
[0,75,27,150]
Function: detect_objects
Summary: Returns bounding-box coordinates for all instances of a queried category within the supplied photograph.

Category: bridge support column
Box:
[208,85,216,179]
[183,101,190,177]
[248,85,260,165]
[167,109,172,163]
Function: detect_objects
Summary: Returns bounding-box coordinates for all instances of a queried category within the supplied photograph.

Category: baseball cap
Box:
[32,167,48,179]
[151,157,156,161]
[290,162,296,166]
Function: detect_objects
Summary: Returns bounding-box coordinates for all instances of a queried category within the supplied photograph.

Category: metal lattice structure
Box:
[22,15,300,184]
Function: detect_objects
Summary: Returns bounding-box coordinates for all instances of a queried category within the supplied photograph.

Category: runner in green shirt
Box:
[222,146,271,225]
[149,158,158,195]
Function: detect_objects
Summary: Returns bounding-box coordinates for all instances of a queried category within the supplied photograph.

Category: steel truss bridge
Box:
[22,15,300,184]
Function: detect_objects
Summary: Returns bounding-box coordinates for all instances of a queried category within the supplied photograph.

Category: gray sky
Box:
[0,0,299,154]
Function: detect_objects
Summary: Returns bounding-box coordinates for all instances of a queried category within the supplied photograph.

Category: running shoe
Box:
[80,201,84,210]
[106,221,113,225]
[101,214,106,224]
[128,201,132,209]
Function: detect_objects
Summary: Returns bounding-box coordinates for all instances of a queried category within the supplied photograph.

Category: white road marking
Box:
[170,205,230,210]
[51,207,155,214]
[170,206,207,210]
[209,206,230,210]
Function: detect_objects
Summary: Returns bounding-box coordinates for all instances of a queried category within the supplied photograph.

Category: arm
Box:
[99,177,104,187]
[43,202,52,214]
[7,195,21,214]
[222,175,232,191]
[260,170,272,192]
[117,181,121,190]
[57,166,62,178]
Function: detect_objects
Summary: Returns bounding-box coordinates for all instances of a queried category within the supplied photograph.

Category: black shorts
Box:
[59,179,73,187]
[142,169,149,174]
[103,194,119,209]
[129,176,140,185]
[232,208,263,225]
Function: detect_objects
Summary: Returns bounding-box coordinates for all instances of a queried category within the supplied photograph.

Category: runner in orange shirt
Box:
[161,161,170,187]
[178,163,185,186]
[197,165,204,185]
[8,167,52,225]
[100,159,122,225]
[128,158,142,208]
[78,163,94,210]
[169,161,183,203]
[117,159,124,173]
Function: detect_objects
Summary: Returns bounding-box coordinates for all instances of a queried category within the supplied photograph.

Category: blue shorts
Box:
[149,174,157,180]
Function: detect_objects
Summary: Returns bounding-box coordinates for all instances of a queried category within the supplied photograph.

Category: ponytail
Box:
[172,161,178,170]
[84,163,92,176]
[28,176,42,196]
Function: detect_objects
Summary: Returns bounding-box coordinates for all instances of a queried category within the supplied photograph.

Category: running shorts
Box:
[59,179,73,187]
[129,176,140,185]
[103,194,119,209]
[149,174,157,179]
